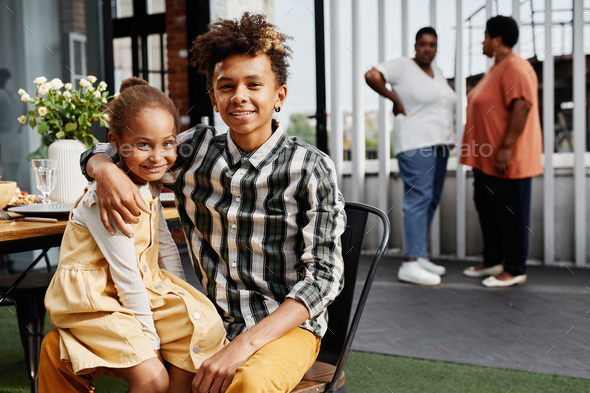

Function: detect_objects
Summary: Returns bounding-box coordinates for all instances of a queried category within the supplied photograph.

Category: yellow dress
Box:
[44,189,227,375]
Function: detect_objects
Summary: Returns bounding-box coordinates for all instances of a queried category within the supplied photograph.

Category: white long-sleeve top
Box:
[70,182,186,349]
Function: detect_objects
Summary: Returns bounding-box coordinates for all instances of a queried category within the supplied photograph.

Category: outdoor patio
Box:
[351,254,590,380]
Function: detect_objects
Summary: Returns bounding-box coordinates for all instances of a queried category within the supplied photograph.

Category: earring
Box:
[492,50,497,57]
[274,107,281,113]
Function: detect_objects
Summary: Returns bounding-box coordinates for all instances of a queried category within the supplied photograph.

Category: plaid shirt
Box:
[81,125,346,339]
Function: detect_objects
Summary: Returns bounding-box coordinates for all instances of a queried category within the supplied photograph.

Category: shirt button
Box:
[178,292,185,296]
[142,266,147,272]
[155,284,162,290]
[240,170,245,174]
[246,315,252,320]
[193,312,201,320]
[232,262,236,268]
[193,346,201,354]
[236,197,241,202]
[232,224,236,229]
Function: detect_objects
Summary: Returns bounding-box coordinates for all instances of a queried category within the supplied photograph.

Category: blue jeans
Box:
[397,145,449,259]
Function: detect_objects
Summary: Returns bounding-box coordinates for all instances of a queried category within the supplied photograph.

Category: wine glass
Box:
[32,159,58,204]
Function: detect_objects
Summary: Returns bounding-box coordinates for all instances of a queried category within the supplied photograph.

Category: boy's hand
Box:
[192,340,251,393]
[90,156,151,237]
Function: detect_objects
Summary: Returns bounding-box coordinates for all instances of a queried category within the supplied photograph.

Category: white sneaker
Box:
[417,258,446,276]
[398,263,441,286]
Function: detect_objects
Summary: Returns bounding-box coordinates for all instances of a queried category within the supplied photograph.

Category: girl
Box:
[42,78,227,393]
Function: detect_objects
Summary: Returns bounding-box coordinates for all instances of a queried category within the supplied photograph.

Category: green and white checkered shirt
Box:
[81,125,346,339]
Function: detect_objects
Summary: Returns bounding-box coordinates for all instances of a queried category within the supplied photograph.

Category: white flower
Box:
[17,115,27,124]
[93,91,101,98]
[33,76,47,85]
[102,98,107,104]
[63,91,71,98]
[64,83,72,90]
[98,81,107,91]
[21,93,30,102]
[50,78,63,90]
[38,83,51,95]
[18,88,26,96]
[38,107,48,116]
[79,79,90,88]
[55,90,61,95]
[104,113,109,121]
[87,75,97,84]
[114,92,120,98]
[87,86,95,92]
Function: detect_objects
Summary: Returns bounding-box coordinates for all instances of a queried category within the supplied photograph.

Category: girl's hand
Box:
[92,159,151,237]
[191,340,252,393]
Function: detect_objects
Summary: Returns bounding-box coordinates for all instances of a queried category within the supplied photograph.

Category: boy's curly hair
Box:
[190,12,292,89]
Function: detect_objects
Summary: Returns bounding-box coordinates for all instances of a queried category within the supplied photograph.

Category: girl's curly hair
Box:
[106,77,180,137]
[190,12,292,89]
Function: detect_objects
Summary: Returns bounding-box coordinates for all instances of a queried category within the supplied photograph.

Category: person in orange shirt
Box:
[460,16,543,287]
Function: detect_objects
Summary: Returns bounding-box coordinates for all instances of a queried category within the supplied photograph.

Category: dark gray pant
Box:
[472,168,532,276]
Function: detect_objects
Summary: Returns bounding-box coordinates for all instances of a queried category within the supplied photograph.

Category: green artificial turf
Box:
[344,351,590,392]
[1,306,589,392]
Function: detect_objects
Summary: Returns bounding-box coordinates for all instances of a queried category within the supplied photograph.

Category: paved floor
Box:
[351,255,590,379]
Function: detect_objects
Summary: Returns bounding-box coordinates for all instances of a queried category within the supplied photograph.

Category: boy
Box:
[40,12,345,393]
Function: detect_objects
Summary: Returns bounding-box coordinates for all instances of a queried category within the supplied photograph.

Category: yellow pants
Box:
[39,327,320,392]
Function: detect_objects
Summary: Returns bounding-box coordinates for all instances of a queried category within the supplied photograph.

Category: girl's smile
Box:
[109,108,177,184]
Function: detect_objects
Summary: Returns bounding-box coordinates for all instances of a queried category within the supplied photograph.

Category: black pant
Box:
[472,168,532,276]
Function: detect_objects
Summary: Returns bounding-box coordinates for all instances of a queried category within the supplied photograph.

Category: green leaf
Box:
[56,131,66,139]
[65,122,77,132]
[29,117,37,129]
[28,144,49,160]
[78,113,87,126]
[38,121,49,134]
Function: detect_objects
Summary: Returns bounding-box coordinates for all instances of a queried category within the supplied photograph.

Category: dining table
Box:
[0,206,180,393]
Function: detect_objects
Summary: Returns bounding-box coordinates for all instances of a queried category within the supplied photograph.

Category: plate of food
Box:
[7,189,44,208]
[8,203,73,218]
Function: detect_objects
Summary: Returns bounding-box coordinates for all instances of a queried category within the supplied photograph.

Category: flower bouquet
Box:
[18,75,117,148]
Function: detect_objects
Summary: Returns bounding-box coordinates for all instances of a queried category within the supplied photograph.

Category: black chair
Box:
[292,201,390,393]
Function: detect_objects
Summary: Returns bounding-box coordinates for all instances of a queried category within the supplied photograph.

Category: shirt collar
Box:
[225,124,287,170]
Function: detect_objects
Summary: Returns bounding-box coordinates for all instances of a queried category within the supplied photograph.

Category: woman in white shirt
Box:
[366,27,456,286]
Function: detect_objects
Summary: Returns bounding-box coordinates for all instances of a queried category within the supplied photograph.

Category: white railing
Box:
[330,0,588,266]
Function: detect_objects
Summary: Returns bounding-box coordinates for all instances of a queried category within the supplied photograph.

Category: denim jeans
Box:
[397,145,449,259]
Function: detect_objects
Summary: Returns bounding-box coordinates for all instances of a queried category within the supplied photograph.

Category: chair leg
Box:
[328,384,347,393]
[13,290,47,393]
[44,255,52,273]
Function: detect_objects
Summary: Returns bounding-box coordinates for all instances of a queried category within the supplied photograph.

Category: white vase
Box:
[48,139,89,203]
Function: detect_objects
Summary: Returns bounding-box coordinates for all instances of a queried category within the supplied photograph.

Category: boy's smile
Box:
[209,53,287,153]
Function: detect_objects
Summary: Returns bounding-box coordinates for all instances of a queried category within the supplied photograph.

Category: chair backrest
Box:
[316,202,390,391]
